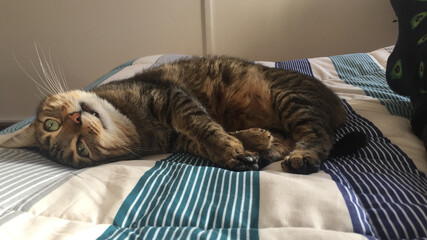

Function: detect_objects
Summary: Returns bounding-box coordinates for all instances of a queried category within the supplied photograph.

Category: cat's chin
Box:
[75,91,120,132]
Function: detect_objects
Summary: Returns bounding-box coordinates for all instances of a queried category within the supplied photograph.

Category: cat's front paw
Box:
[229,128,272,151]
[207,134,260,171]
[232,152,260,171]
[220,147,260,171]
[281,150,320,174]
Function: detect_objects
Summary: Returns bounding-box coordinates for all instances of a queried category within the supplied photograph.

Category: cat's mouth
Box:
[80,103,105,128]
[81,103,99,118]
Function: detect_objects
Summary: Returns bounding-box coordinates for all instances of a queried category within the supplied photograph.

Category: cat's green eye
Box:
[44,119,60,132]
[76,140,90,158]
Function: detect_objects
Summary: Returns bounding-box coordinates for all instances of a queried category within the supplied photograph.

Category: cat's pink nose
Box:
[68,112,82,125]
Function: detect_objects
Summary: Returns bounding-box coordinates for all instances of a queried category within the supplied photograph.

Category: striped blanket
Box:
[0,48,426,240]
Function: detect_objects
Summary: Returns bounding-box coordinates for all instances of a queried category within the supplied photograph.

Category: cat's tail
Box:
[330,132,367,157]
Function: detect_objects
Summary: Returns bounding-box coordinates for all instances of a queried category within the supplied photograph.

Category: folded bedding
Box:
[0,47,426,240]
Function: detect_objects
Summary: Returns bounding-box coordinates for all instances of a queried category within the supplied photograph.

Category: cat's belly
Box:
[221,111,276,132]
[211,94,276,131]
[190,67,276,131]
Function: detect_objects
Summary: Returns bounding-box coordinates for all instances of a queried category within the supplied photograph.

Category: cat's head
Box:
[0,90,140,168]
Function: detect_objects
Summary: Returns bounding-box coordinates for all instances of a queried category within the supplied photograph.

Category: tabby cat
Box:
[1,56,364,174]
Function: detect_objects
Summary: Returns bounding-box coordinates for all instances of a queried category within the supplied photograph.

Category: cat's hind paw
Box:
[281,151,320,174]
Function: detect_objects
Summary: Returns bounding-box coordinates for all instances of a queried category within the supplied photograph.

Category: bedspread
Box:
[0,47,426,240]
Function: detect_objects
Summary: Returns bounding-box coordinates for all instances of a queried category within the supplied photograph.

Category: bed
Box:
[0,47,426,240]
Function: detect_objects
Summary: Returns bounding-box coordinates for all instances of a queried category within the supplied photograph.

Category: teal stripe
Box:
[0,116,36,135]
[330,53,413,118]
[98,153,260,240]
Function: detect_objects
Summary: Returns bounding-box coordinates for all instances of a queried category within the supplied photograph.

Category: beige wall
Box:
[208,0,397,60]
[0,0,397,122]
[0,0,204,122]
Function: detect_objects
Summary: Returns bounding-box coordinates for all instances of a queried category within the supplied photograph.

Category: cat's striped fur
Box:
[3,56,354,174]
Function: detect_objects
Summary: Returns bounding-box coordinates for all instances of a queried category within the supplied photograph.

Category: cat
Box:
[0,55,366,174]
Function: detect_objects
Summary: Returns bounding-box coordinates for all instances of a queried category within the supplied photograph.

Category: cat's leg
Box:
[271,88,336,174]
[171,131,260,170]
[281,118,333,174]
[173,127,294,170]
[158,88,259,171]
[172,128,273,169]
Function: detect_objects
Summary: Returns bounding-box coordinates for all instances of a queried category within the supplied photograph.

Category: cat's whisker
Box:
[102,130,157,157]
[106,133,140,151]
[30,59,57,96]
[46,47,67,93]
[13,55,53,98]
[35,45,63,95]
[112,139,144,158]
[127,144,158,153]
[123,146,144,159]
[34,46,54,91]
[33,86,46,100]
[33,43,69,95]
[46,49,61,90]
[55,58,69,92]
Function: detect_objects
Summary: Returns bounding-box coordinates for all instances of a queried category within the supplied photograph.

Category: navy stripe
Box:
[98,153,260,240]
[275,58,314,76]
[324,100,427,239]
[322,161,376,237]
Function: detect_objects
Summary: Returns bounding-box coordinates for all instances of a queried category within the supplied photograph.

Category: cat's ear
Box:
[0,122,37,148]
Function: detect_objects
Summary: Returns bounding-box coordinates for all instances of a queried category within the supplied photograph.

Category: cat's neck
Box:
[91,83,173,154]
